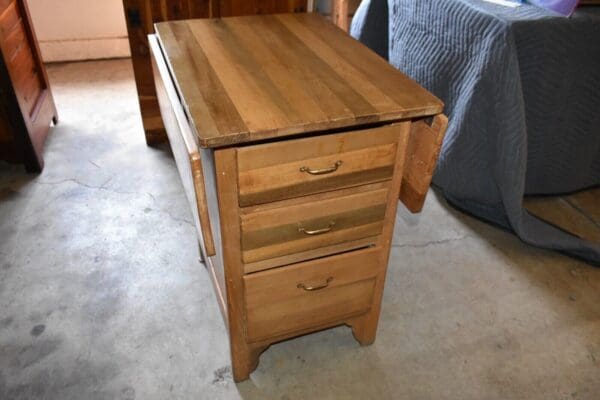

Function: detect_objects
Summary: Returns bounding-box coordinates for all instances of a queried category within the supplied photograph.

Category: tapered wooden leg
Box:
[231,342,265,382]
[350,312,380,346]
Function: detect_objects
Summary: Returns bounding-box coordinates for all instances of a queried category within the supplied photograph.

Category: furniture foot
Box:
[350,314,379,346]
[231,344,266,382]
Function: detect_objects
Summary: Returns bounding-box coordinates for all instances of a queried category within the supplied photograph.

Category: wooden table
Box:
[149,13,447,382]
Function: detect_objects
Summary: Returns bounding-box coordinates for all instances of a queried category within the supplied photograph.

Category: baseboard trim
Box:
[38,37,131,62]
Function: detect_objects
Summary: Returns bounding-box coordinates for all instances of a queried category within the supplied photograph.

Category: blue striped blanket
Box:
[351,0,600,263]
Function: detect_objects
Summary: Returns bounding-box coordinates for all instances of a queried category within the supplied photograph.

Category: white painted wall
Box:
[27,0,131,62]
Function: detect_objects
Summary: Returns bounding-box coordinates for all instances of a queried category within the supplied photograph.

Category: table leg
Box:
[332,0,349,31]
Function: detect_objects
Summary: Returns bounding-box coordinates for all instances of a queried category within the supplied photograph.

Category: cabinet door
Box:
[0,0,57,171]
[218,0,307,16]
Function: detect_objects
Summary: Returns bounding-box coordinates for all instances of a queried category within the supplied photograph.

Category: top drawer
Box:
[237,124,402,207]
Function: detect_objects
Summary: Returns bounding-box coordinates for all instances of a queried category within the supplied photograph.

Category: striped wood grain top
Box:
[155,13,443,148]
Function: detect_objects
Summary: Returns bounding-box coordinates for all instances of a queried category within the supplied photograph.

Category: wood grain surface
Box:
[237,124,400,206]
[155,13,443,148]
[243,247,379,342]
[400,114,448,212]
[240,187,388,263]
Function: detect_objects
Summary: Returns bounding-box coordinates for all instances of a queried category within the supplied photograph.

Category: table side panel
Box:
[149,34,216,258]
[151,34,226,321]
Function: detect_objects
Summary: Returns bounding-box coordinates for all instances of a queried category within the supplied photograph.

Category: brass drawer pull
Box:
[297,277,334,291]
[300,160,342,175]
[298,221,335,236]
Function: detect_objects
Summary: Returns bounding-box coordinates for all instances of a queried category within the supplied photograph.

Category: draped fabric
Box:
[351,0,600,263]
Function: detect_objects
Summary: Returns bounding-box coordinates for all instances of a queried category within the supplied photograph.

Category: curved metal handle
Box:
[297,277,333,291]
[300,160,342,175]
[298,221,335,236]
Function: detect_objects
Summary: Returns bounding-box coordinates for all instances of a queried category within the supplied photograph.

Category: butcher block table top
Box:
[154,13,443,147]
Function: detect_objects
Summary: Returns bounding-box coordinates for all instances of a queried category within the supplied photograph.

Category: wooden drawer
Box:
[236,124,402,207]
[0,0,13,13]
[240,184,388,267]
[3,16,25,61]
[0,0,19,40]
[243,247,380,343]
[9,38,41,115]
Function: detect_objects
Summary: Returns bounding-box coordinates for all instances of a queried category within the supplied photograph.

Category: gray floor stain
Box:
[2,337,62,369]
[82,270,126,324]
[0,359,121,400]
[30,325,45,337]
[120,386,136,400]
[212,366,232,385]
[0,316,14,329]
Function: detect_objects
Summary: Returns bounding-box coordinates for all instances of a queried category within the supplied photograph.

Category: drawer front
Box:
[236,124,402,207]
[9,35,42,116]
[3,17,25,61]
[240,186,388,265]
[0,0,12,13]
[0,0,19,40]
[244,248,380,343]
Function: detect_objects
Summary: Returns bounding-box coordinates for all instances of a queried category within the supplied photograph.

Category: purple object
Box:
[526,0,579,16]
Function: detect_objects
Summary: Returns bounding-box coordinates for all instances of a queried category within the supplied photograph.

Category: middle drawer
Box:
[240,185,389,270]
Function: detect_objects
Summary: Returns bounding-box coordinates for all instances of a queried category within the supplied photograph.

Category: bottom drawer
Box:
[243,247,380,343]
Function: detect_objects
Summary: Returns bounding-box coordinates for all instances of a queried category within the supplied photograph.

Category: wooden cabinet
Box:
[149,14,447,382]
[122,0,307,145]
[0,0,58,172]
[122,0,214,145]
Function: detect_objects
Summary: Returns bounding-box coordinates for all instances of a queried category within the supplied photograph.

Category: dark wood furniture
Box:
[150,13,447,382]
[0,0,58,172]
[122,0,307,145]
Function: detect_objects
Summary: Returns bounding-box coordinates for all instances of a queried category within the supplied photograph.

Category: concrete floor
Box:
[0,59,599,400]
